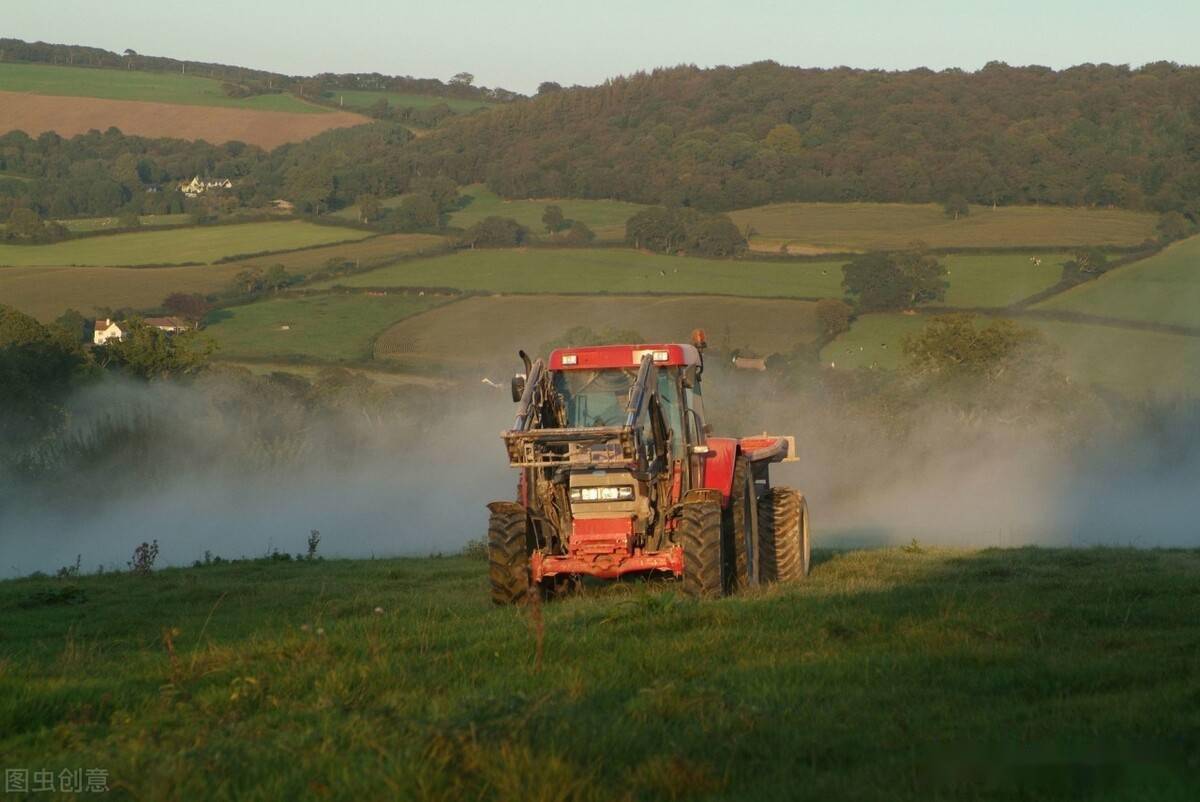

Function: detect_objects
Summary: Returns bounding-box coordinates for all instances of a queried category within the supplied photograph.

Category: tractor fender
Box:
[700,437,739,507]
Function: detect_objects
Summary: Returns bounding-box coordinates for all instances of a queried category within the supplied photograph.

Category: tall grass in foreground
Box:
[2,547,1197,800]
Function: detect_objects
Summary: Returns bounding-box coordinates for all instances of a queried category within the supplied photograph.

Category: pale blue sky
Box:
[6,0,1198,94]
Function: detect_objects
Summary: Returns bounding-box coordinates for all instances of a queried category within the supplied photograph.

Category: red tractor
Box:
[486,331,810,603]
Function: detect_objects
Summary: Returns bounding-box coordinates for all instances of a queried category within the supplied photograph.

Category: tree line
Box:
[400,61,1200,221]
[0,38,520,103]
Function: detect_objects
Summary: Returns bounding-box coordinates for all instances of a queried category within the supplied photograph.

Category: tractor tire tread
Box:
[758,487,810,583]
[680,500,724,599]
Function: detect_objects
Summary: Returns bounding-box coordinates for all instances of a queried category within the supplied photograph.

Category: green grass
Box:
[326,247,845,296]
[329,90,494,114]
[203,292,446,362]
[2,548,1198,800]
[0,233,446,321]
[941,252,1063,307]
[0,221,371,267]
[449,185,647,240]
[1036,235,1200,329]
[373,295,821,375]
[322,247,1061,308]
[821,313,1200,396]
[730,202,1159,251]
[0,62,328,113]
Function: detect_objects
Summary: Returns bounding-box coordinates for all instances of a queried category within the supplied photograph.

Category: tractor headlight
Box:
[569,486,634,502]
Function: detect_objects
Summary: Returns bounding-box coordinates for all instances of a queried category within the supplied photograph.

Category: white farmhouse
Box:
[93,318,125,345]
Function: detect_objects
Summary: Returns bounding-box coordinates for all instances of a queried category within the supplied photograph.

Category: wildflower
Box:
[316,627,325,637]
[374,607,384,615]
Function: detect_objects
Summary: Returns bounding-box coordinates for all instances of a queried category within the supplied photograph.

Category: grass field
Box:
[330,90,495,114]
[0,233,445,321]
[730,203,1159,251]
[0,62,326,113]
[2,547,1197,800]
[449,185,647,240]
[1036,235,1200,329]
[820,313,1200,396]
[374,294,821,375]
[204,293,446,362]
[0,221,370,267]
[323,247,1062,308]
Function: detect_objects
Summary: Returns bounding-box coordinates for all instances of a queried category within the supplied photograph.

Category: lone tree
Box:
[461,216,528,248]
[815,298,852,338]
[542,205,566,233]
[841,249,948,312]
[563,221,595,246]
[943,194,970,220]
[162,293,212,324]
[357,194,382,224]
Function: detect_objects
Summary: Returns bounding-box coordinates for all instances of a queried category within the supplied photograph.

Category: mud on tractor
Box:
[485,330,810,603]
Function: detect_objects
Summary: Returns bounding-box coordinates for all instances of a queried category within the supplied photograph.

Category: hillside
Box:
[0,62,371,149]
[3,548,1197,800]
[407,62,1200,214]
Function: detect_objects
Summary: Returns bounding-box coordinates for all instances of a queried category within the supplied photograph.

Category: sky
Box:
[5,0,1198,94]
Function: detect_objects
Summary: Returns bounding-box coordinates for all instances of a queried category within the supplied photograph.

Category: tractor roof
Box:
[548,344,702,371]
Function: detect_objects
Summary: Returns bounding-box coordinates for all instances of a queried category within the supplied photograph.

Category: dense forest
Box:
[402,61,1200,217]
[5,59,1200,226]
[0,123,417,219]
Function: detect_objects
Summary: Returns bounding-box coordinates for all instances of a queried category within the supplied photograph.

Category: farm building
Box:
[93,318,125,345]
[142,316,191,333]
[180,176,234,197]
[93,316,191,345]
[731,355,767,371]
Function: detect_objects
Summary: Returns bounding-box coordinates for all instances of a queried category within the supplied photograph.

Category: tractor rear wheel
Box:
[679,499,724,599]
[487,505,532,605]
[724,455,758,592]
[758,488,810,582]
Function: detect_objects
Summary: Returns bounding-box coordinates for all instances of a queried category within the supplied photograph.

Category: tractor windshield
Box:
[553,368,637,427]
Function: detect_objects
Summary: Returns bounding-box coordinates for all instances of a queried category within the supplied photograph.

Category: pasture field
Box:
[324,247,1062,308]
[0,221,371,267]
[0,62,324,112]
[730,202,1159,251]
[203,292,446,362]
[449,185,647,240]
[2,548,1197,800]
[0,92,369,149]
[374,294,821,375]
[820,313,1200,396]
[0,233,447,321]
[1035,235,1200,329]
[330,89,495,114]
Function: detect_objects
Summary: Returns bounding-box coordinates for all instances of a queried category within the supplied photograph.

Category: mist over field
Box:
[2,361,1198,578]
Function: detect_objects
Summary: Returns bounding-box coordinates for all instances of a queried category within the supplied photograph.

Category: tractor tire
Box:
[679,499,725,599]
[724,455,758,592]
[487,506,532,605]
[758,488,810,583]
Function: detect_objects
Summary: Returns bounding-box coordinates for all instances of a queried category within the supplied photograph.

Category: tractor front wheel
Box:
[758,488,810,582]
[679,499,724,599]
[487,503,532,605]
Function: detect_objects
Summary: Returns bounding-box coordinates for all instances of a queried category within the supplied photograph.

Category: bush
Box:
[460,216,528,248]
[562,221,596,245]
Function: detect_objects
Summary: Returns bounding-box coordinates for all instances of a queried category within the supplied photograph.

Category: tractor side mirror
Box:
[511,373,526,403]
